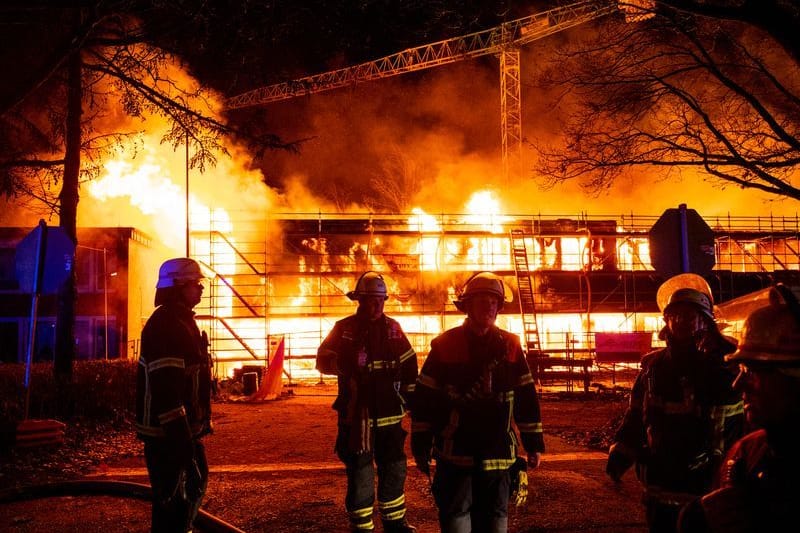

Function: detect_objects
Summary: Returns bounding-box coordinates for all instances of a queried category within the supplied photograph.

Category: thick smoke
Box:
[4,23,797,242]
[254,24,798,219]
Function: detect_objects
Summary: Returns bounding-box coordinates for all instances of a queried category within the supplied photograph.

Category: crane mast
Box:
[227,0,620,178]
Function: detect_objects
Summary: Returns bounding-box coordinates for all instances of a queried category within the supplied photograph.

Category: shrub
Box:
[0,360,137,424]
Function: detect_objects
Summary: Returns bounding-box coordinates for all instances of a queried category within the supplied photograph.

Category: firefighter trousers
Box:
[432,461,510,533]
[144,438,208,533]
[337,423,408,531]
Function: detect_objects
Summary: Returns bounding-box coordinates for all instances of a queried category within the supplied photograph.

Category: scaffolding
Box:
[189,210,800,382]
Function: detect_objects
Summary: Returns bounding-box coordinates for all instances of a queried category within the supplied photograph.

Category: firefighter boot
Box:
[382,518,416,533]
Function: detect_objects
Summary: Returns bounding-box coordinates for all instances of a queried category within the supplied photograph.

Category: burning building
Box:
[1,0,797,390]
[2,194,798,388]
[180,203,800,383]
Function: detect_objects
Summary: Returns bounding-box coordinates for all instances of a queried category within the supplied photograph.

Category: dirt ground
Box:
[0,380,647,533]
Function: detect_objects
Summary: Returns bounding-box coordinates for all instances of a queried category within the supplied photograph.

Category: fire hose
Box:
[0,479,247,533]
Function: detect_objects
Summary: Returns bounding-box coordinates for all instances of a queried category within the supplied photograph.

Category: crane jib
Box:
[225,1,620,109]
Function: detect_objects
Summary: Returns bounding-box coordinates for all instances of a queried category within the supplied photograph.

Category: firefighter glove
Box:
[511,470,528,507]
[411,432,432,475]
[606,443,634,482]
[509,457,529,507]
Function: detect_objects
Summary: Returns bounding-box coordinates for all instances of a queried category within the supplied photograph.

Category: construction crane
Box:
[227,0,621,180]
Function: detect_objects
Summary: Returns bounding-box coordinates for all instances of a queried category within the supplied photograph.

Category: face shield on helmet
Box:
[657,273,714,319]
[156,258,206,289]
[727,285,800,367]
[346,271,388,301]
[453,272,507,312]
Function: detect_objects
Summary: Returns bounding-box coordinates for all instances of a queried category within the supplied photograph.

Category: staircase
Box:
[191,230,273,378]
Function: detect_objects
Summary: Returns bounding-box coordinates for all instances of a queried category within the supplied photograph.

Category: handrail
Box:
[720,236,770,273]
[783,240,800,265]
[759,236,789,271]
[191,259,262,317]
[196,314,260,360]
[197,319,295,381]
[213,274,262,317]
[206,230,264,276]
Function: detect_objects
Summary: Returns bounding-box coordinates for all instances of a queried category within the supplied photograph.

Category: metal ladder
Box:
[510,229,543,358]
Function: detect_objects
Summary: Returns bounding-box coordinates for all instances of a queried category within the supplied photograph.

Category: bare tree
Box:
[0,3,288,384]
[533,4,800,201]
[368,146,424,213]
[656,1,800,61]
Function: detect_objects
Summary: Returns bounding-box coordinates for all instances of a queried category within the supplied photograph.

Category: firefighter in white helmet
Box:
[411,271,544,533]
[316,271,418,533]
[678,284,800,532]
[136,258,213,533]
[606,273,743,533]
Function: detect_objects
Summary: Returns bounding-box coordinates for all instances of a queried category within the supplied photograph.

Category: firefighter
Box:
[316,271,418,533]
[677,284,800,532]
[136,257,213,533]
[606,273,744,533]
[411,271,544,533]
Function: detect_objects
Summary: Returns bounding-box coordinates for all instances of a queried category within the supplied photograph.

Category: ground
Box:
[0,379,647,533]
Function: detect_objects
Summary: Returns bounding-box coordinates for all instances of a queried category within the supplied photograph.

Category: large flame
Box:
[69,44,796,383]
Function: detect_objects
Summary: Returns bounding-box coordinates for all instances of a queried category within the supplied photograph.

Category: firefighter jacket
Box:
[411,322,544,471]
[136,303,212,443]
[612,338,743,495]
[692,428,800,531]
[316,313,418,447]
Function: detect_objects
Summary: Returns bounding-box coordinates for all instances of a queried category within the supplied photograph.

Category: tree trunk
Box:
[54,46,82,384]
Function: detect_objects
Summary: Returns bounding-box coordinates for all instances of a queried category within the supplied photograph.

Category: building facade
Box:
[0,227,161,363]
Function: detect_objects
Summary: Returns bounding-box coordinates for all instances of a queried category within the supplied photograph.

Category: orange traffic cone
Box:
[251,335,285,401]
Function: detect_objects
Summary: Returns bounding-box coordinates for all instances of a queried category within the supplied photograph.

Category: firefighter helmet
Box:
[727,285,800,365]
[156,258,205,289]
[346,271,388,301]
[453,271,506,312]
[657,273,714,319]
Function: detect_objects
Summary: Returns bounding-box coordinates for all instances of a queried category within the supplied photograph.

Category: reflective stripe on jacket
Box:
[412,322,544,470]
[317,313,418,427]
[613,341,743,494]
[136,303,212,439]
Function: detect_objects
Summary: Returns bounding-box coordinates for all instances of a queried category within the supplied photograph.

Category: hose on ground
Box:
[0,479,246,533]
